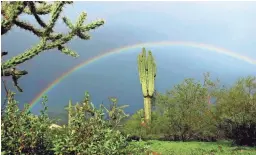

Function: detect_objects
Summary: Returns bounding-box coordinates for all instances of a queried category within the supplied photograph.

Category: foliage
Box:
[103,97,129,129]
[1,1,104,92]
[122,109,148,138]
[1,92,54,154]
[137,48,157,123]
[122,73,256,147]
[153,77,218,141]
[122,108,166,141]
[1,92,148,154]
[216,76,256,146]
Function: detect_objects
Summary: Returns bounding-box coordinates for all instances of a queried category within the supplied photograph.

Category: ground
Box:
[132,140,256,155]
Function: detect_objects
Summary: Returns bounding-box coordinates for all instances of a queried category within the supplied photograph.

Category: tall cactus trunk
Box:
[144,97,152,123]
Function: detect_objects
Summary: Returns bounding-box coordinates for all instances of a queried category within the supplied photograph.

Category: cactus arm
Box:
[2,39,46,70]
[1,1,27,35]
[138,53,142,82]
[138,52,148,96]
[27,2,47,28]
[23,2,54,15]
[148,51,156,96]
[14,19,63,40]
[2,11,104,70]
[141,48,148,96]
[1,1,104,92]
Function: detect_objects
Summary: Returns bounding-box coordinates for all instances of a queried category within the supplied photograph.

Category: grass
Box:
[131,140,256,155]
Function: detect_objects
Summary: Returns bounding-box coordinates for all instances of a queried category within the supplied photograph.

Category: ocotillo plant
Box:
[137,48,157,123]
[1,1,104,92]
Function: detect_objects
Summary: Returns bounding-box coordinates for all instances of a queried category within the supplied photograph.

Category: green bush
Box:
[1,92,148,154]
[121,109,164,141]
[1,93,54,155]
[52,100,145,154]
[122,109,148,139]
[216,76,256,146]
[153,78,218,141]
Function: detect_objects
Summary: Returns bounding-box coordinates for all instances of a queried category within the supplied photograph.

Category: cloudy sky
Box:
[1,1,256,116]
[62,1,256,58]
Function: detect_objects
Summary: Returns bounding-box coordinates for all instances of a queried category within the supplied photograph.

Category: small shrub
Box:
[1,93,54,154]
[122,109,148,139]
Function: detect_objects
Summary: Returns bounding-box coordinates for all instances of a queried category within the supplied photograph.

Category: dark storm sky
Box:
[1,2,256,119]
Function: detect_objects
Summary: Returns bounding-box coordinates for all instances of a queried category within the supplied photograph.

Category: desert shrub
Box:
[103,97,129,129]
[216,76,256,146]
[122,109,148,139]
[2,92,148,154]
[122,109,165,141]
[1,92,54,155]
[52,100,146,155]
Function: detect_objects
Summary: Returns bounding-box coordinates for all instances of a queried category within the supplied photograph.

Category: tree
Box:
[216,76,256,146]
[137,48,157,123]
[154,77,218,141]
[1,1,104,92]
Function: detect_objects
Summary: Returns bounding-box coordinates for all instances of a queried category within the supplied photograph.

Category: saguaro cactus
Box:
[137,48,156,123]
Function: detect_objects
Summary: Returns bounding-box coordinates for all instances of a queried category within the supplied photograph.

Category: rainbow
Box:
[28,41,256,111]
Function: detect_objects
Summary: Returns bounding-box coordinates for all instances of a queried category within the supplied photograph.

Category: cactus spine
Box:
[137,48,156,123]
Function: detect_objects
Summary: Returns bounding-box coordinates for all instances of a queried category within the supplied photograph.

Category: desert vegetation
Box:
[123,75,256,154]
[1,1,256,155]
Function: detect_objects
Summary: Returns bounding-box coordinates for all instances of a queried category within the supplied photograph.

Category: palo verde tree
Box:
[137,48,157,123]
[1,1,104,92]
[154,77,218,141]
[215,76,256,146]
